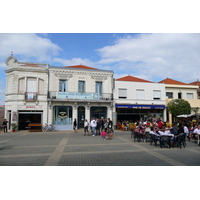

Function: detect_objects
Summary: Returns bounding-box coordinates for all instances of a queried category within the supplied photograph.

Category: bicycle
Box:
[42,123,55,132]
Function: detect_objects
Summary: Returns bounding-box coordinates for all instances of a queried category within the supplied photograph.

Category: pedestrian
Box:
[2,119,8,133]
[90,117,97,136]
[107,118,114,139]
[84,119,90,136]
[96,119,101,135]
[100,129,107,140]
[100,118,104,132]
[73,118,77,133]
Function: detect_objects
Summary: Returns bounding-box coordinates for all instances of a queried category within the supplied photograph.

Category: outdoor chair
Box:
[149,133,160,147]
[160,135,172,149]
[133,131,141,142]
[175,133,186,149]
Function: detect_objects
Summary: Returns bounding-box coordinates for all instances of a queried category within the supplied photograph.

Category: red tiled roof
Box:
[158,78,189,85]
[116,75,153,83]
[64,65,99,70]
[189,81,200,86]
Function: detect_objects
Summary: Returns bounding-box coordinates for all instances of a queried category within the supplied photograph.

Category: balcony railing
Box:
[25,92,37,101]
[48,91,113,101]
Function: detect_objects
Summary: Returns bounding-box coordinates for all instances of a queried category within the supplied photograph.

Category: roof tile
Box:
[64,65,98,70]
[158,78,189,85]
[116,75,153,83]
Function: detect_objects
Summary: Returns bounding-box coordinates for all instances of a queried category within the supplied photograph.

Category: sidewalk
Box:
[0,129,200,166]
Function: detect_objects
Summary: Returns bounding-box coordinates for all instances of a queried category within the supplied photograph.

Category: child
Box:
[100,129,107,140]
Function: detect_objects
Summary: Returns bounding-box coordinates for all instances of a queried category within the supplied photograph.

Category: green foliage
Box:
[167,99,191,116]
[11,123,17,130]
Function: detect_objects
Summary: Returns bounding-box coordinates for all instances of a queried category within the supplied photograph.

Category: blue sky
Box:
[0,33,200,105]
[1,1,200,106]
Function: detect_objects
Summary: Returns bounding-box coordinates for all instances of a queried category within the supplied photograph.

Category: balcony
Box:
[25,92,38,101]
[48,91,113,101]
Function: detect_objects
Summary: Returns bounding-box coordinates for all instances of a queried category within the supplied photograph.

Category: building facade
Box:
[5,55,114,131]
[113,75,166,123]
[159,78,199,123]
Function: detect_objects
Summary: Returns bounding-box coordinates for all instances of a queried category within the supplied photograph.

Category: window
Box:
[59,80,68,92]
[186,93,193,99]
[78,81,85,92]
[178,92,182,99]
[136,89,145,100]
[96,82,102,95]
[118,88,127,98]
[18,78,25,93]
[166,92,173,99]
[27,77,37,92]
[153,90,161,100]
[38,79,44,94]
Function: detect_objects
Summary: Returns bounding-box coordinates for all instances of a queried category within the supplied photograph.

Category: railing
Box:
[25,92,37,101]
[48,91,113,101]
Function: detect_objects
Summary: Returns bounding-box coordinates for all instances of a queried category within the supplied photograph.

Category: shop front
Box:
[116,104,166,122]
[53,106,73,130]
[18,111,43,130]
[90,106,107,120]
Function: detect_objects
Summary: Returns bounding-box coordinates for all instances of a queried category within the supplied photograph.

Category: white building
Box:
[5,55,114,131]
[158,78,199,123]
[113,75,166,123]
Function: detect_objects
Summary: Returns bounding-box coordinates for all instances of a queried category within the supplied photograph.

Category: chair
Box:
[176,133,186,149]
[149,133,160,146]
[160,135,172,149]
[132,130,141,142]
[145,132,151,143]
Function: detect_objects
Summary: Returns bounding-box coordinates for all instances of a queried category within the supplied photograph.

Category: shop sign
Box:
[27,92,34,100]
[17,105,43,110]
[56,92,99,100]
[116,104,165,109]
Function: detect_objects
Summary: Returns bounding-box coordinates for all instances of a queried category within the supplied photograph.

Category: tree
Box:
[191,107,200,121]
[167,99,191,117]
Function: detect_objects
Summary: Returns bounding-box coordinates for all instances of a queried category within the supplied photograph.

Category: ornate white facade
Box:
[5,55,114,131]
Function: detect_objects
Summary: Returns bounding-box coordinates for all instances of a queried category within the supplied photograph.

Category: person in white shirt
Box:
[84,119,90,136]
[90,118,97,136]
[183,124,189,141]
[158,126,171,136]
[193,125,200,141]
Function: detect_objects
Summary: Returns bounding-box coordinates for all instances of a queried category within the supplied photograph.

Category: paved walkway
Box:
[0,129,200,166]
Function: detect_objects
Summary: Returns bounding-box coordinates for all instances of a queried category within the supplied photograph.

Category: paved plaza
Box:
[0,129,200,166]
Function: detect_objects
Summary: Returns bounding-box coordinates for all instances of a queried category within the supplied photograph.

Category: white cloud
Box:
[96,33,200,83]
[0,33,62,62]
[53,57,94,67]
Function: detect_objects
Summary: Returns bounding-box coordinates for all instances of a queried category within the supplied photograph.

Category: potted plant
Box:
[11,123,17,132]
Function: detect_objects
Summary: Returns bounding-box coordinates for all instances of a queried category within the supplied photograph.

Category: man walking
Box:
[90,118,97,136]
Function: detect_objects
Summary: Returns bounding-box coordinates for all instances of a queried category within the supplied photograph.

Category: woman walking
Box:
[73,118,77,133]
[84,119,90,136]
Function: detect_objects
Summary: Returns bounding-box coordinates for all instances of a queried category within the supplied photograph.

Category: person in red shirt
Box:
[157,119,163,129]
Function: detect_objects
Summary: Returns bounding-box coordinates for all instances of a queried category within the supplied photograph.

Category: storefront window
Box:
[53,106,72,125]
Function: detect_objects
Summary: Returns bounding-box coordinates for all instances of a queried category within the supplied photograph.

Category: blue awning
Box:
[116,104,165,109]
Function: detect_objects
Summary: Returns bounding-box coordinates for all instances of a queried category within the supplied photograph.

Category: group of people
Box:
[131,118,200,146]
[73,117,114,140]
[117,119,173,131]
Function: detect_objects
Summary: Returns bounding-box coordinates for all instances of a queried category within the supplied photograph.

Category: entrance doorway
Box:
[78,106,85,128]
[18,113,42,130]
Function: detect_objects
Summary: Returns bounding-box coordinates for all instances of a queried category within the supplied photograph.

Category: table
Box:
[28,123,42,132]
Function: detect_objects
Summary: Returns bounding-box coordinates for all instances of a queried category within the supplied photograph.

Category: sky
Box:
[1,1,200,198]
[0,33,200,105]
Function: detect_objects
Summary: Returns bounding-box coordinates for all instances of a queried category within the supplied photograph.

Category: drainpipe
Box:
[46,64,50,125]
